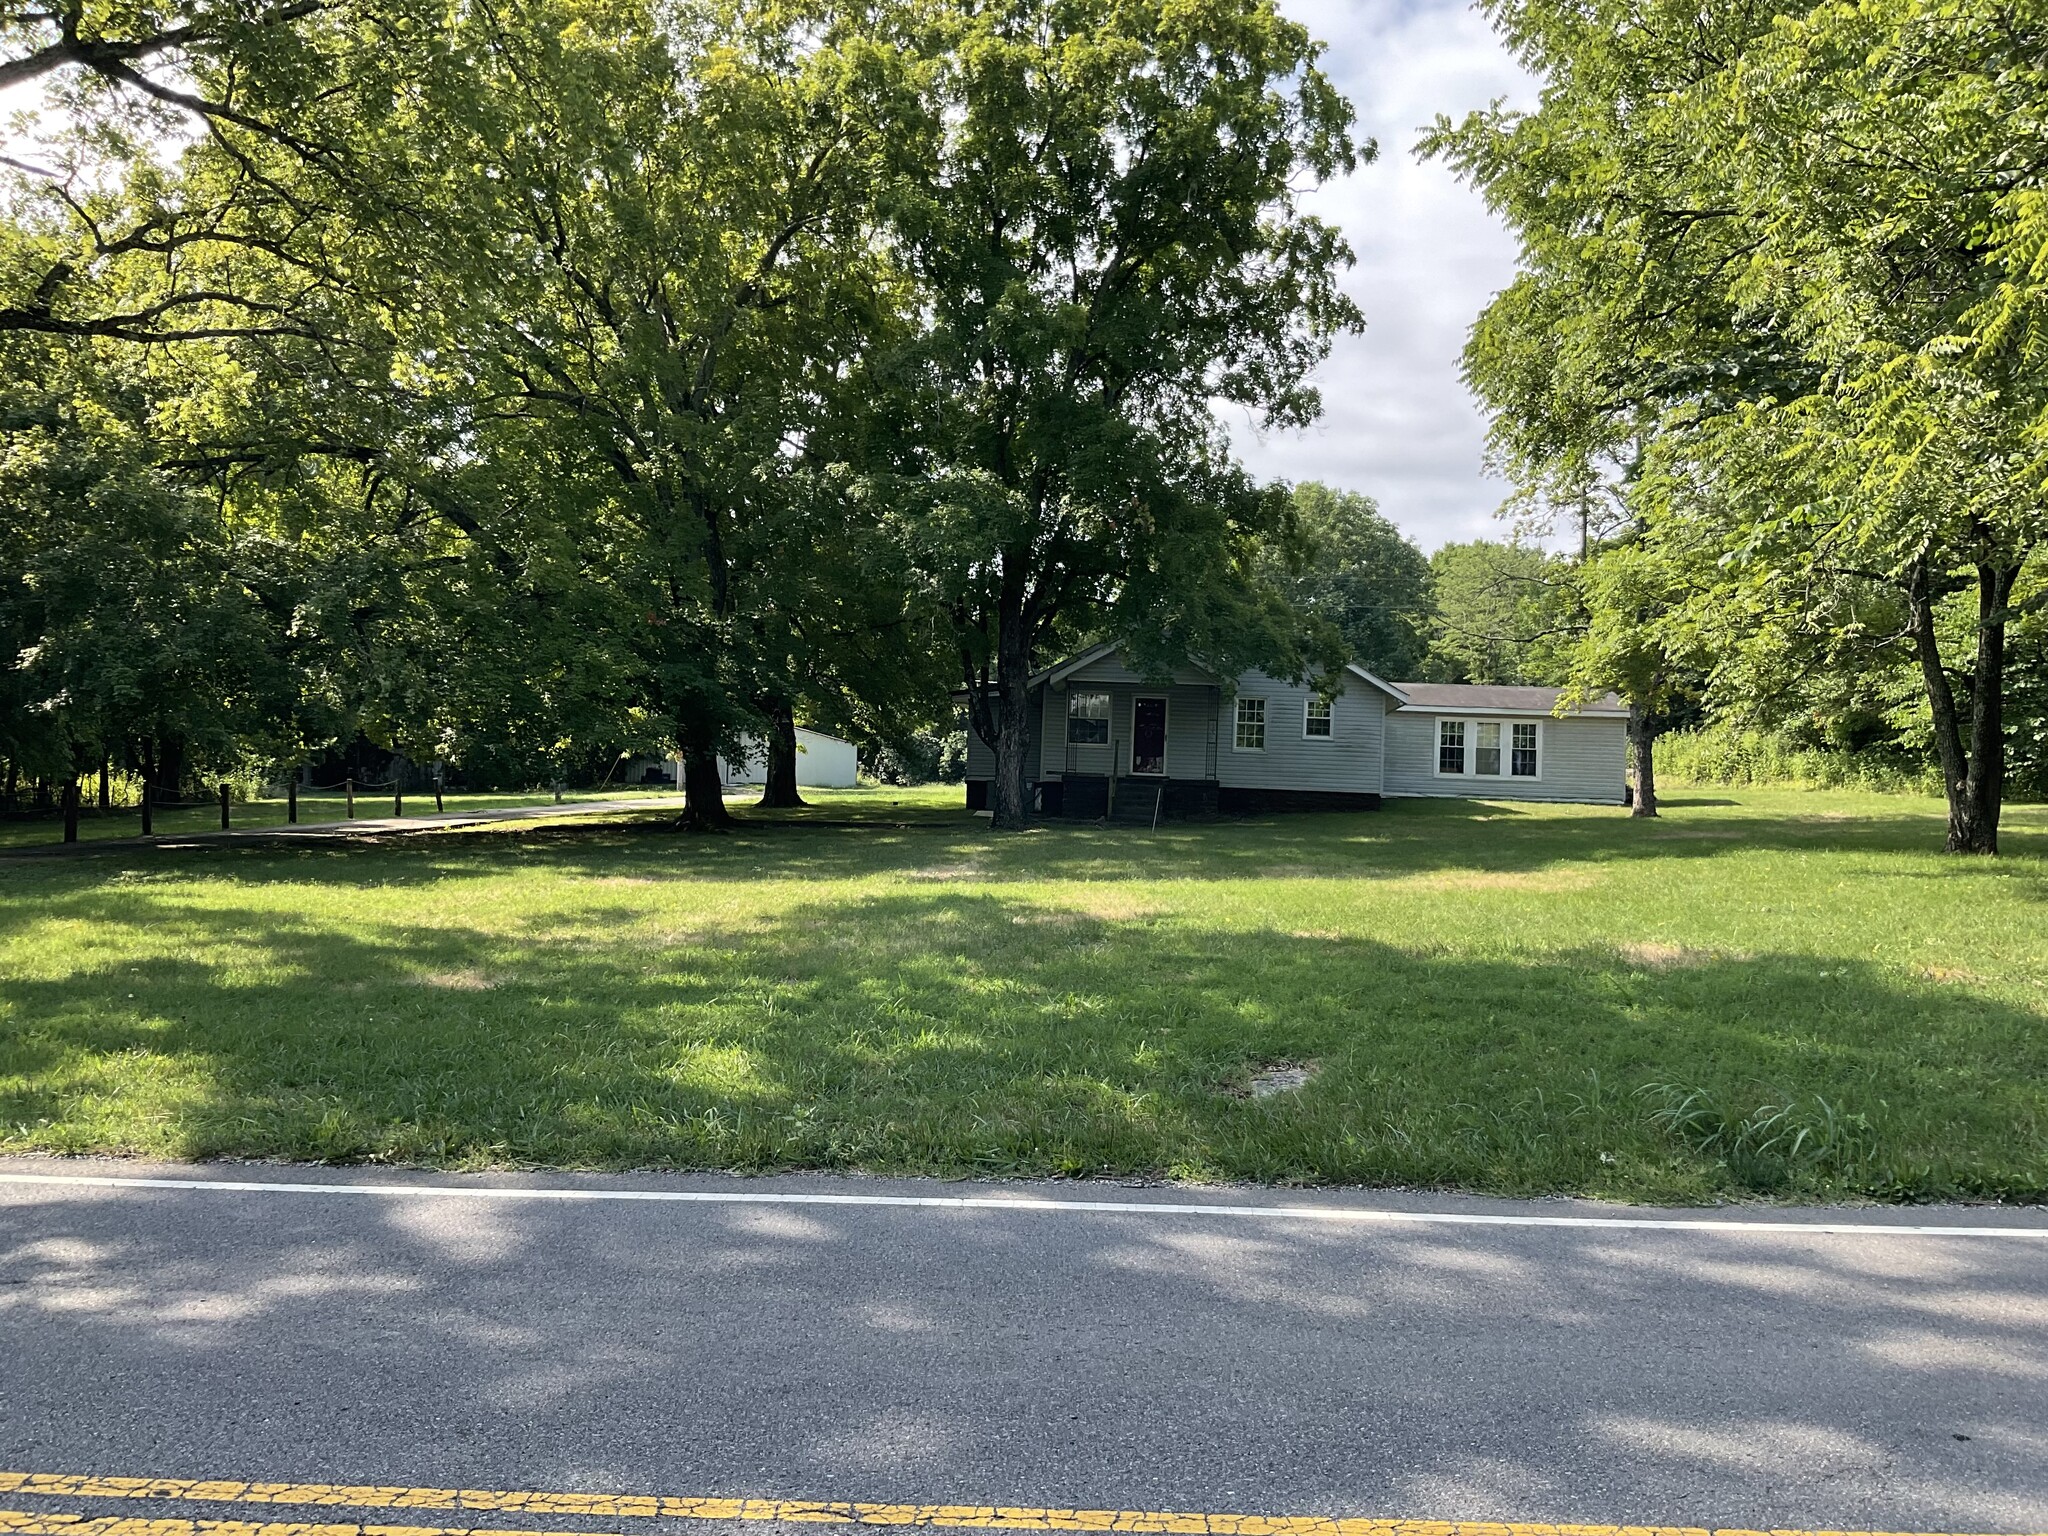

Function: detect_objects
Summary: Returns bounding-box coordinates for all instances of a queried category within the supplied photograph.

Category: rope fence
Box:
[24,770,451,843]
[17,767,664,848]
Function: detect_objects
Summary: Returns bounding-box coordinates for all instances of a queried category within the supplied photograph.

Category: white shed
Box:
[714,727,859,789]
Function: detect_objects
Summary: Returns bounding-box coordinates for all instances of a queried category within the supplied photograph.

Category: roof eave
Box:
[1342,663,1409,704]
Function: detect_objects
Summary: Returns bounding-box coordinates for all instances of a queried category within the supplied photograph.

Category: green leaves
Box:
[1437,0,2048,845]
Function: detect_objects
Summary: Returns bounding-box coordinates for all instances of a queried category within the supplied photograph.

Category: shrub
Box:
[864,728,968,785]
[1658,725,1938,795]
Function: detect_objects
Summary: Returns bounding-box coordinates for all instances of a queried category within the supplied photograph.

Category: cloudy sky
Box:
[1224,0,1541,552]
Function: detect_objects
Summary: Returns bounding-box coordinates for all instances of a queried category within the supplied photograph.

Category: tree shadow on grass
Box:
[2,794,2045,916]
[3,887,2042,1202]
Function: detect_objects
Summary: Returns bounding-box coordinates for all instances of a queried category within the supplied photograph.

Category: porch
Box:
[1042,774,1221,823]
[1039,671,1223,821]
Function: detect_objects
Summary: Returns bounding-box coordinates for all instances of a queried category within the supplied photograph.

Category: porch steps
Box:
[1104,778,1219,825]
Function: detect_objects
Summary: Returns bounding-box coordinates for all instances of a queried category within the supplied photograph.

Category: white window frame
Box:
[1233,696,1267,752]
[1303,697,1334,740]
[1433,716,1544,782]
[1067,689,1111,746]
[1474,720,1503,778]
[1510,720,1541,779]
[1436,718,1466,777]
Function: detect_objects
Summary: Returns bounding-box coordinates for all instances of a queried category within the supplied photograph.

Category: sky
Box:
[1223,0,1542,553]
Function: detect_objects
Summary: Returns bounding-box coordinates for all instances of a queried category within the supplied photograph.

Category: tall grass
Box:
[1658,726,1939,795]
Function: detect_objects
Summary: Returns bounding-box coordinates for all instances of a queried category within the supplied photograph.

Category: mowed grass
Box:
[0,786,686,851]
[2,786,2045,1203]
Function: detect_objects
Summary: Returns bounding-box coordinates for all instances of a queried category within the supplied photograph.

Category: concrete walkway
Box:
[0,797,669,857]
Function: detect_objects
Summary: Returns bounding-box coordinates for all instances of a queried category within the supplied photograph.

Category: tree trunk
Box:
[157,736,186,803]
[1626,703,1659,818]
[677,716,735,831]
[1907,557,2013,854]
[97,758,110,812]
[757,698,807,809]
[1957,562,2016,854]
[989,595,1035,830]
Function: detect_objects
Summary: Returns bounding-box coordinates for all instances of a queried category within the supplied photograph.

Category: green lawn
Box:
[2,785,2044,1203]
[0,786,687,851]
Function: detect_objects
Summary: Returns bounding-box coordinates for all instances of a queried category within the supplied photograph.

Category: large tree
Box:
[1423,540,1572,686]
[1262,483,1432,679]
[1430,0,2048,852]
[882,0,1365,828]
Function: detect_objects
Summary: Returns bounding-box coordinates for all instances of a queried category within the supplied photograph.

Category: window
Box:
[1235,697,1266,750]
[1437,717,1541,778]
[1067,690,1110,745]
[1438,719,1466,775]
[1304,698,1333,738]
[1474,721,1502,776]
[1512,721,1540,777]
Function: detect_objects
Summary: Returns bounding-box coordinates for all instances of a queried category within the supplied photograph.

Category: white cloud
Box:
[1225,0,1540,552]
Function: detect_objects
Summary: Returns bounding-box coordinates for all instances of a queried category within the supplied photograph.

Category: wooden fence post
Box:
[287,780,298,825]
[346,778,355,818]
[141,775,153,836]
[219,783,231,830]
[394,786,403,818]
[62,780,79,843]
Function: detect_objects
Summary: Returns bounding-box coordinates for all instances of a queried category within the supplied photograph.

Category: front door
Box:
[1132,696,1167,776]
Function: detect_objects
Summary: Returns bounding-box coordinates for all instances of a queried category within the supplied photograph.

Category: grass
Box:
[2,785,2045,1204]
[0,785,688,851]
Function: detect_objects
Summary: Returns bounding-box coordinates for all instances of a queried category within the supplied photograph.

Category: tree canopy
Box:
[0,0,1372,829]
[1428,0,2048,850]
[1262,483,1431,680]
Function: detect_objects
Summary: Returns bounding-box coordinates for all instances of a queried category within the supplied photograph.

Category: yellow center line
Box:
[0,1473,2035,1536]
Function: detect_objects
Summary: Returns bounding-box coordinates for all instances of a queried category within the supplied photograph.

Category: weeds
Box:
[1637,1083,1876,1191]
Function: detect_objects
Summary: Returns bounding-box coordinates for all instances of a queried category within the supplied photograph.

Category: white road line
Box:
[0,1171,2042,1238]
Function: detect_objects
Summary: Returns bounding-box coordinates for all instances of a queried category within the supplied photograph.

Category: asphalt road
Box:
[1,1161,2044,1533]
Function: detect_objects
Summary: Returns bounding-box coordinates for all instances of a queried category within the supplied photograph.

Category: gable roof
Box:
[1389,682,1628,717]
[1036,641,1150,687]
[1343,663,1408,704]
[1033,645,1410,701]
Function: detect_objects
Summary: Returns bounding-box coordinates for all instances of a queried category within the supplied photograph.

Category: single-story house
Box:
[962,643,1628,817]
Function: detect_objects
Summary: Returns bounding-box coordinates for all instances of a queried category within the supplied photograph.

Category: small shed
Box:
[718,727,859,789]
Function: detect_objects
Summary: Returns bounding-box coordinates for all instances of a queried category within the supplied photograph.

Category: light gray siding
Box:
[1039,655,1221,781]
[1383,707,1626,805]
[1215,669,1384,794]
[1039,678,1223,780]
[965,726,996,780]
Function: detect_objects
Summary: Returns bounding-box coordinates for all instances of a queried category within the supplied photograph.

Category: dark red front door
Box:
[1132,697,1167,776]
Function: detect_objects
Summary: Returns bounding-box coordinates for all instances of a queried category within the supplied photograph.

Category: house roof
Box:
[1389,682,1628,717]
[1035,645,1411,702]
[1343,663,1408,703]
[1035,641,1137,688]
